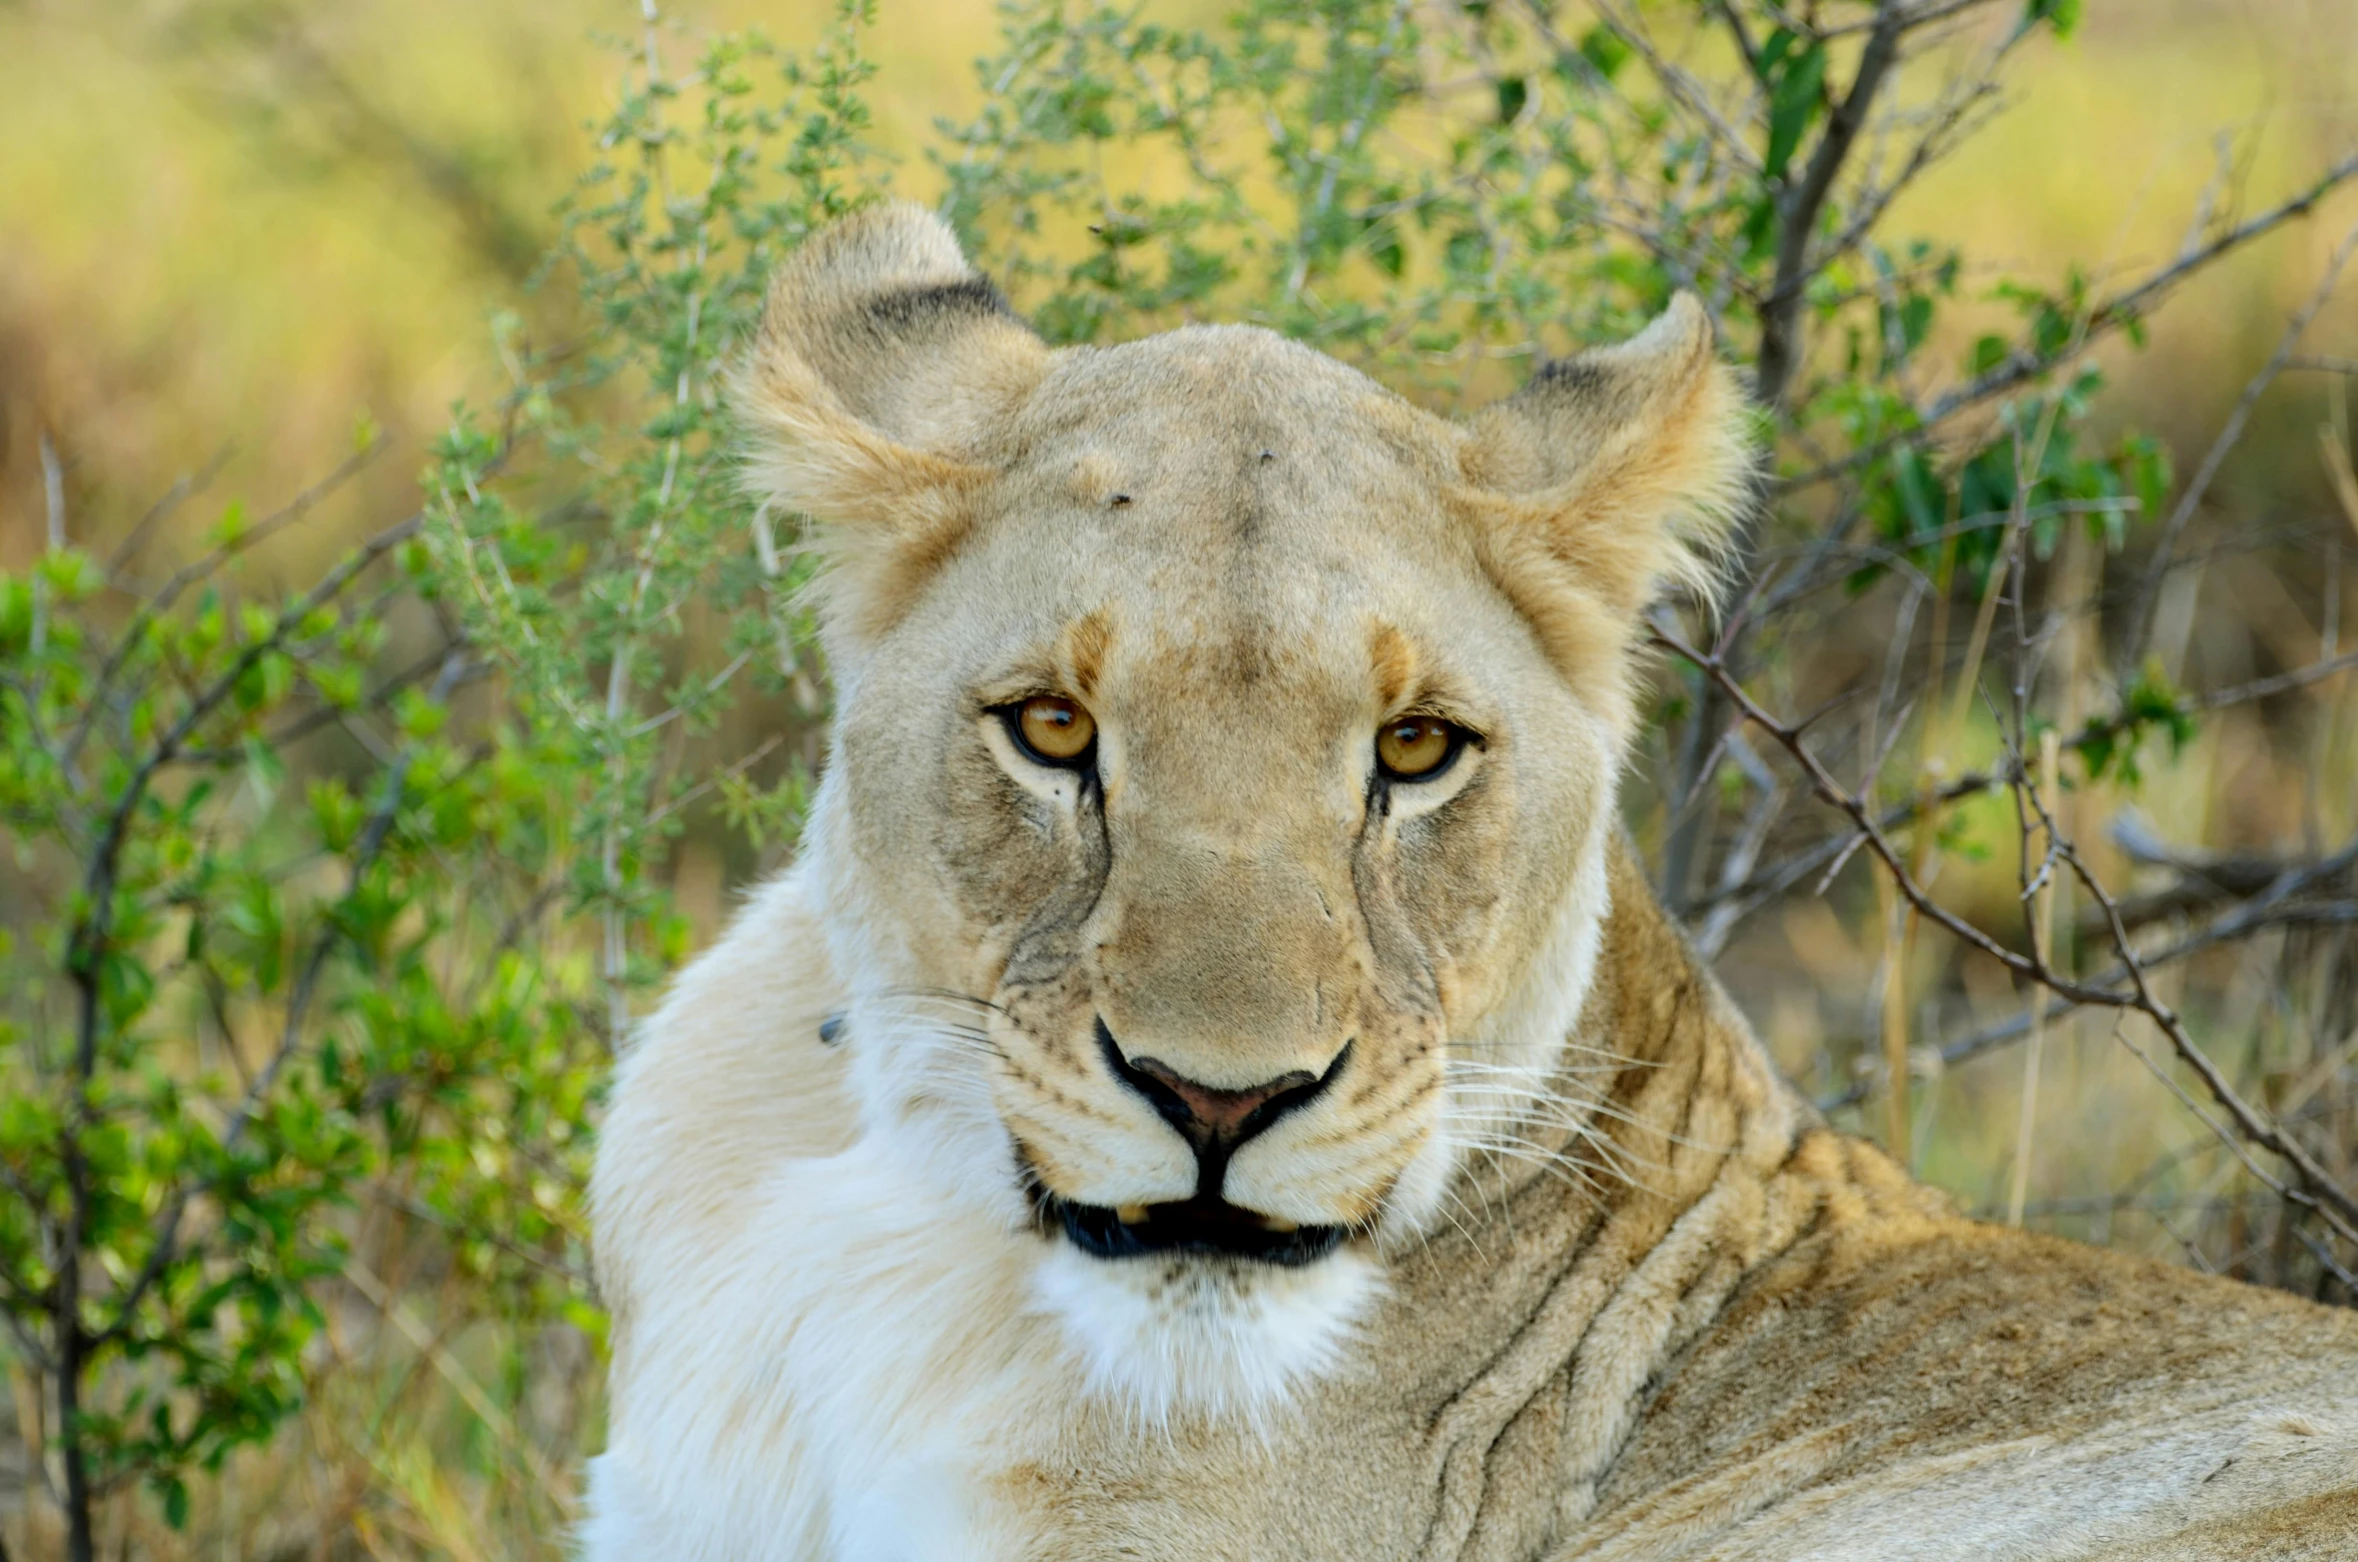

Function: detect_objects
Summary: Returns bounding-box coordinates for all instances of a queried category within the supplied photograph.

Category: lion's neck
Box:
[1371,844,1834,1548]
[1439,838,1807,1235]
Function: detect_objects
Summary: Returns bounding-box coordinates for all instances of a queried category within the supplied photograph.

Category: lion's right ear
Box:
[737,202,1048,636]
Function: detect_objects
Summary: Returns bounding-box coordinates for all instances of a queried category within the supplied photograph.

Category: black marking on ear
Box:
[864,275,1013,330]
[1527,356,1609,394]
[1109,493,1133,508]
[818,1011,848,1047]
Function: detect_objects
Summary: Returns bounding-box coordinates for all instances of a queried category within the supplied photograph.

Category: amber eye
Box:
[1010,695,1097,767]
[1376,715,1462,781]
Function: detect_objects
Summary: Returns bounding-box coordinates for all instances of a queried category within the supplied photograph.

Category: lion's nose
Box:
[1097,1020,1349,1169]
[1130,1057,1315,1142]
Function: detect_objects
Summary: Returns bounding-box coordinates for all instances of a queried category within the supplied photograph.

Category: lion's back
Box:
[1575,1161,2358,1559]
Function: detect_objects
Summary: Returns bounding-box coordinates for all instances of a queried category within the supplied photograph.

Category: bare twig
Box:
[2122,220,2358,666]
[104,447,235,577]
[62,435,389,775]
[1778,148,2358,496]
[38,431,67,549]
[1694,635,2358,933]
[1654,627,2358,1245]
[1824,897,2358,1111]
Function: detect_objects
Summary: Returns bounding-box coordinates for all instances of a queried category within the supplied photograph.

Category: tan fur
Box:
[589,205,2358,1561]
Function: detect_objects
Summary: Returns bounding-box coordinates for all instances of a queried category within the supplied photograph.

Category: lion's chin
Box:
[1029,1239,1383,1429]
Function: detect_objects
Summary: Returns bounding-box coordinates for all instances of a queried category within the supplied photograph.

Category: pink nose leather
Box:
[1129,1057,1316,1141]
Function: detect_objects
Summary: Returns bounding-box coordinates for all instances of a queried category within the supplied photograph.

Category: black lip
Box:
[1041,1192,1345,1267]
[1040,1021,1355,1266]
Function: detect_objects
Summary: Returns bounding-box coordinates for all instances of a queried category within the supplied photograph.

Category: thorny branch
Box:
[1752,0,1907,410]
[1692,641,2358,927]
[2121,220,2358,665]
[1653,627,2358,1250]
[1776,146,2358,497]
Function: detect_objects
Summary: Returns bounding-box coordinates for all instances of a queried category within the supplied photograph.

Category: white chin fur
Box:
[1030,1243,1382,1428]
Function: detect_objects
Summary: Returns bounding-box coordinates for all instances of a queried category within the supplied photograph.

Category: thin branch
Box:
[1813,0,2005,38]
[105,448,235,577]
[94,651,467,1348]
[1777,148,2358,495]
[1756,0,1910,408]
[39,430,67,549]
[2123,218,2358,665]
[1575,1,1763,178]
[62,436,389,775]
[1655,627,2358,1244]
[1694,634,2358,929]
[1823,898,2358,1110]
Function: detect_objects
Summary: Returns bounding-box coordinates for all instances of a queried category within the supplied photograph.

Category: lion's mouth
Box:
[1040,1192,1345,1267]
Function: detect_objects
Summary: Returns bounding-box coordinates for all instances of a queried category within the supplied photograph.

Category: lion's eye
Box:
[1376,716,1463,781]
[1010,695,1097,767]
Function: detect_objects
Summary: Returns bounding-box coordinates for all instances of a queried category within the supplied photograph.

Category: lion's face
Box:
[744,207,1745,1418]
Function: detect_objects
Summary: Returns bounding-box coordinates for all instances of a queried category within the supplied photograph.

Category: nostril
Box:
[1095,1019,1350,1157]
[1130,1057,1315,1139]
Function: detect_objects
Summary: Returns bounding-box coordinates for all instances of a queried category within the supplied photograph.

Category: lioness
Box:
[583,203,2358,1561]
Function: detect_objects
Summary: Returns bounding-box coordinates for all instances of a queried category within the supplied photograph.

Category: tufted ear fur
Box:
[737,201,1049,638]
[1457,295,1754,693]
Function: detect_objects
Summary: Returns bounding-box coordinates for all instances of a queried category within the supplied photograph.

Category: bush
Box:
[5,1,2353,1554]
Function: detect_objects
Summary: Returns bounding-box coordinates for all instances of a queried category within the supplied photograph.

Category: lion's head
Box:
[740,204,1748,1419]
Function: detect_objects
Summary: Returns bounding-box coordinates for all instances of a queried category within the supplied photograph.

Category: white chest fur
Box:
[584,1137,1069,1562]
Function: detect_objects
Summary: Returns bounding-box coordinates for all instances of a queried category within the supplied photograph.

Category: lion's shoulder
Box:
[592,867,853,1319]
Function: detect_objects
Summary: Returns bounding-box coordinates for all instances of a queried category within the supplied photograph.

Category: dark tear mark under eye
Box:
[998,748,1115,986]
[1009,756,1103,839]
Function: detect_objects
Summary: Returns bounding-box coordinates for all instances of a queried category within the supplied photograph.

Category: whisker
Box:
[1426,1184,1493,1262]
[1442,1112,1672,1181]
[1445,1037,1656,1067]
[1443,1137,1615,1207]
[1444,1057,1629,1075]
[871,984,1013,1019]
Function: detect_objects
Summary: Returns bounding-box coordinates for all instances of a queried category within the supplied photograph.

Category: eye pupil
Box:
[1015,695,1097,765]
[1377,716,1458,780]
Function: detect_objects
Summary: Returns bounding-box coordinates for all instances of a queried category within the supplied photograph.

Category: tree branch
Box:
[1654,627,2358,1246]
[1777,147,2358,495]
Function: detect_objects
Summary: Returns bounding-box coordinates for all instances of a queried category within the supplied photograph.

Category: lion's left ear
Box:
[1458,296,1754,665]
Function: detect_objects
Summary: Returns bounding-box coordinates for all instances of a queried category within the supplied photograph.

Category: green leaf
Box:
[1494,75,1527,125]
[1573,25,1629,82]
[2023,0,2082,39]
[1763,42,1827,182]
[393,687,448,740]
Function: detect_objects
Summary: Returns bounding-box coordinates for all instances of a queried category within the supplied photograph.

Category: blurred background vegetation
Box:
[2,0,2355,1556]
